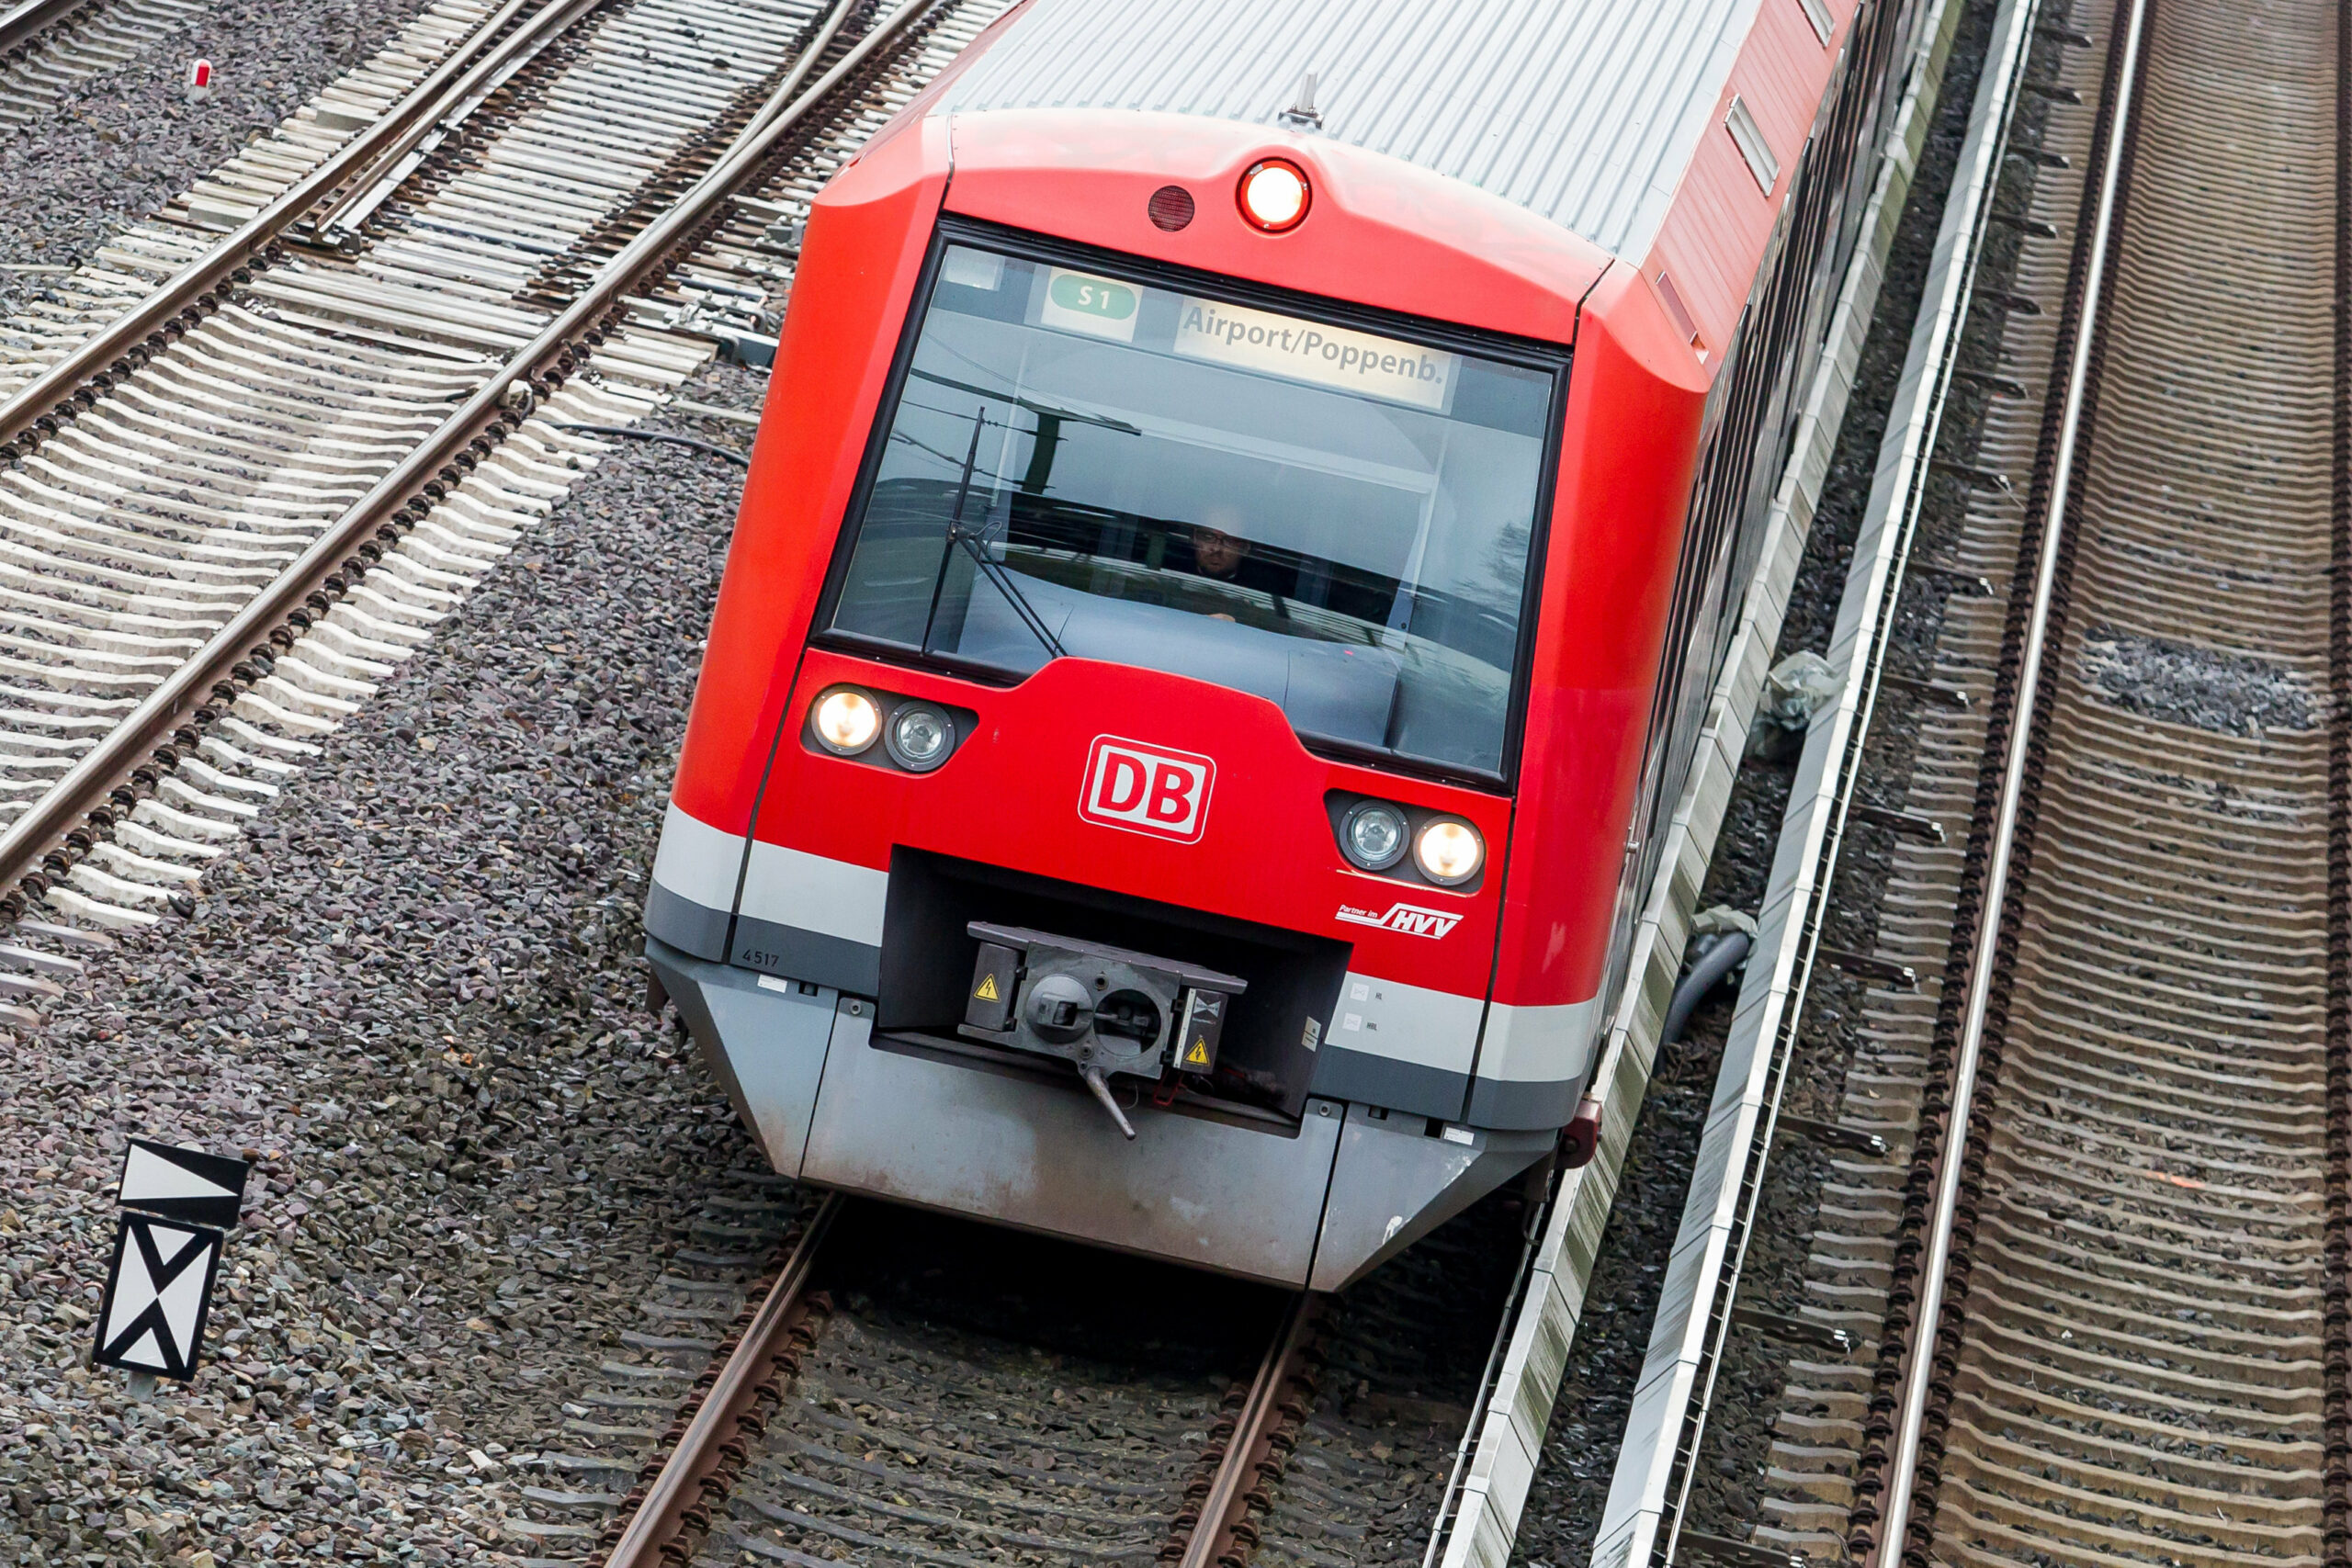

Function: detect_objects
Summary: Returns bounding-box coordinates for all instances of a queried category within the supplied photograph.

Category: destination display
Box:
[1171,298,1455,412]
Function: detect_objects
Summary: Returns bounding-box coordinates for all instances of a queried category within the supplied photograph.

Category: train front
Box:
[643,104,1704,1290]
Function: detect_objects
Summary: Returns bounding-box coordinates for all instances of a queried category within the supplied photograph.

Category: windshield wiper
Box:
[909,368,1141,436]
[920,405,1066,661]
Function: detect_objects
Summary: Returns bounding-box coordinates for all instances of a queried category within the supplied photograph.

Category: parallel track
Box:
[0,0,1008,1020]
[1736,2,2113,1552]
[0,0,95,57]
[1838,0,2349,1559]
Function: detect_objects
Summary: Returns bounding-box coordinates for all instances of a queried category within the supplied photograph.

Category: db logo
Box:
[1080,737,1215,843]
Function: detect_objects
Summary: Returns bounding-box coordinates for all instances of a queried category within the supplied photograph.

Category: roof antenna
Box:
[1279,72,1323,130]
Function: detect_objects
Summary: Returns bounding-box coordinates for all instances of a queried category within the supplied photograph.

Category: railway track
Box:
[1860,0,2346,1552]
[1713,0,2351,1557]
[497,1183,1531,1562]
[558,1201,1319,1568]
[0,0,1011,1025]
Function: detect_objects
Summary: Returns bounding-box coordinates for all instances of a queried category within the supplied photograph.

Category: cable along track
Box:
[1847,0,2349,1559]
[0,0,1009,1014]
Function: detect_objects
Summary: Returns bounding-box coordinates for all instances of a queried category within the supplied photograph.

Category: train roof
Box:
[929,0,1801,262]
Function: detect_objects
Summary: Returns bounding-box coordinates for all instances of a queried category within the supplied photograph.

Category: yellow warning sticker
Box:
[1184,1038,1211,1067]
[974,974,1001,1002]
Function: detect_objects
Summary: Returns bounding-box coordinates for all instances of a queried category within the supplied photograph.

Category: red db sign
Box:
[1080,737,1215,843]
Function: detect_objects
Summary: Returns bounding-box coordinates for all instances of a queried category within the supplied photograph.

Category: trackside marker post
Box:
[186,59,214,102]
[93,1139,252,1382]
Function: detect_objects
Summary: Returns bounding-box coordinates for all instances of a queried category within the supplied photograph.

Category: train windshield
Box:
[828,243,1557,777]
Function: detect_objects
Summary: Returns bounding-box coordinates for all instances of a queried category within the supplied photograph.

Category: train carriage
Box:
[644,0,1917,1288]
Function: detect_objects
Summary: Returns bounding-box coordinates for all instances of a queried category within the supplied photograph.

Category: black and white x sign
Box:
[92,1214,224,1382]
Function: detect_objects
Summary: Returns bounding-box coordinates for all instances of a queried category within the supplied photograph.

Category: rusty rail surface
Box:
[1164,1292,1325,1568]
[594,1195,842,1568]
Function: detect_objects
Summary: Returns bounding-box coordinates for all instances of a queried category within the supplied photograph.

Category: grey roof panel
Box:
[933,0,1765,260]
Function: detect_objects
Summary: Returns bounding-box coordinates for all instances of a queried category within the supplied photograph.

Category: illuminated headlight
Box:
[884,702,956,772]
[1415,818,1484,886]
[1238,158,1310,232]
[1341,801,1408,871]
[811,688,881,754]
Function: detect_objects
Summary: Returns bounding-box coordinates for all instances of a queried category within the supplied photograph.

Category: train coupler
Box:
[959,921,1247,1139]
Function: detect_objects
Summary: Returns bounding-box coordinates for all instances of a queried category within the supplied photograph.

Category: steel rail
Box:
[738,0,862,145]
[307,0,861,250]
[0,0,915,904]
[599,1215,1304,1568]
[303,0,619,245]
[1602,0,2050,1558]
[1418,1201,1544,1568]
[2326,0,2352,1550]
[1862,0,2150,1555]
[1174,1292,1322,1568]
[0,0,553,453]
[598,1193,841,1568]
[0,0,90,60]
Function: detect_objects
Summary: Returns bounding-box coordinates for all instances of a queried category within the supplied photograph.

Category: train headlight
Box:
[1415,818,1484,886]
[1341,801,1409,871]
[812,688,881,754]
[1238,158,1310,232]
[885,702,956,772]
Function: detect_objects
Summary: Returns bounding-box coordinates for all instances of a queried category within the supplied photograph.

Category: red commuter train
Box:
[645,0,1916,1288]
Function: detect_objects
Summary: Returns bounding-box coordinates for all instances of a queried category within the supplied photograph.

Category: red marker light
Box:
[1238,158,1310,232]
[1147,184,1195,231]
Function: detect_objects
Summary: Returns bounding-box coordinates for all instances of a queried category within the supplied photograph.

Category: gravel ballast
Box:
[2080,625,2313,735]
[0,0,435,319]
[0,368,770,1564]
